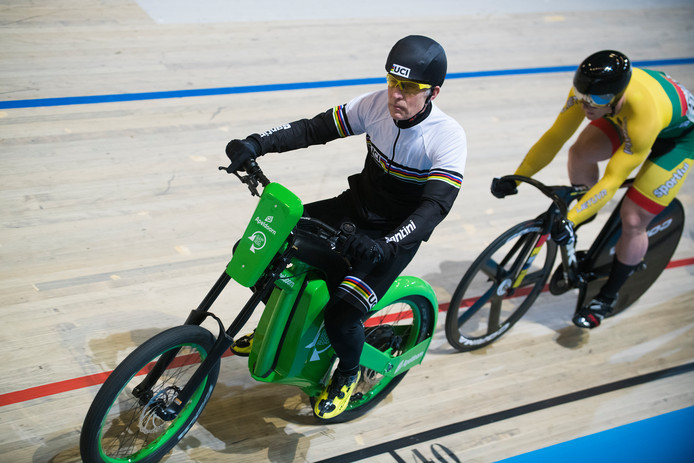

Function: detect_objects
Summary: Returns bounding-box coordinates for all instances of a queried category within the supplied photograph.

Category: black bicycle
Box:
[445,175,684,352]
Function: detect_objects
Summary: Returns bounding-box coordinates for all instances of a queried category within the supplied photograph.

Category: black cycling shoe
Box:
[572,294,617,329]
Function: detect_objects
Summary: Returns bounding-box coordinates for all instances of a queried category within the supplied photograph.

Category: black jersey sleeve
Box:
[384,177,461,248]
[247,105,351,154]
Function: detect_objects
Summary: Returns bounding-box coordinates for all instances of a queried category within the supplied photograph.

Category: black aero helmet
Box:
[386,35,447,87]
[573,50,631,106]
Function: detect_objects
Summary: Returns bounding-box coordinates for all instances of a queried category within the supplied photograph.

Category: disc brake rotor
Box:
[138,386,180,434]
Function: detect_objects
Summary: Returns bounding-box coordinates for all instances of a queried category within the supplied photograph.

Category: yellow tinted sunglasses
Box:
[386,74,432,94]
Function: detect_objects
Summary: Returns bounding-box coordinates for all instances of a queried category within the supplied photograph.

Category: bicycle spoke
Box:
[487,296,503,334]
[457,284,497,325]
[479,258,500,279]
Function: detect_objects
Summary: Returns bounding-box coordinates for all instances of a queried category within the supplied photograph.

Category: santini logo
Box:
[259,124,291,138]
[390,64,411,78]
[385,220,416,243]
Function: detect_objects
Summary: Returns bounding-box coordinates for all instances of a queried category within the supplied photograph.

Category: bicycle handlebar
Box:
[297,217,347,243]
[219,158,355,261]
[500,175,635,220]
[500,175,584,218]
[296,217,356,259]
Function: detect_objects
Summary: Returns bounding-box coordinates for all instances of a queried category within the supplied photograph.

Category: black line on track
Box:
[315,362,694,463]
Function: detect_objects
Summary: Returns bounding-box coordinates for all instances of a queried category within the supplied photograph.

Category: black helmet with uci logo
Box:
[385,35,447,87]
[573,50,631,107]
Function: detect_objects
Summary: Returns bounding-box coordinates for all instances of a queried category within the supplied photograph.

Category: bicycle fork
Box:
[134,246,296,420]
[131,271,237,419]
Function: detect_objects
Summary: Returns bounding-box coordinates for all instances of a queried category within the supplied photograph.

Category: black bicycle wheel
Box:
[446,219,557,352]
[312,294,435,423]
[580,198,685,316]
[80,325,220,463]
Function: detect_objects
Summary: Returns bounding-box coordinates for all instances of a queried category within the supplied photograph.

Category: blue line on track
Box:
[1,57,693,110]
[496,405,694,463]
[314,362,694,463]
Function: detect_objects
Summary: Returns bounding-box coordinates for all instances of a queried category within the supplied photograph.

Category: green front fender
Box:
[359,275,438,377]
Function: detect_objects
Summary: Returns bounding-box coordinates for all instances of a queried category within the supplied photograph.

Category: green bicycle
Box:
[80,158,438,462]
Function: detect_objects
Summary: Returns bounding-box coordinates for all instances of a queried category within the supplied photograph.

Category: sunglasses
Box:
[387,74,432,95]
[573,88,615,108]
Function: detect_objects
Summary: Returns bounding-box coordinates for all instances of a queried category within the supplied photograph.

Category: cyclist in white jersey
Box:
[225,35,467,419]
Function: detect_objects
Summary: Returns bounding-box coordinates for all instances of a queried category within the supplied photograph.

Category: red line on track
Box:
[2,256,693,408]
[666,256,694,269]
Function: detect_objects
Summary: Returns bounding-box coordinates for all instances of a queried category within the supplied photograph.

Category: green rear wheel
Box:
[312,294,435,423]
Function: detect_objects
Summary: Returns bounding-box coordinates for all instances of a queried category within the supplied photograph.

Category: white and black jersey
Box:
[248,89,467,247]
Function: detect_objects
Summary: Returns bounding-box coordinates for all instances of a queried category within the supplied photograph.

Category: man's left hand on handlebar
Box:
[225,138,261,172]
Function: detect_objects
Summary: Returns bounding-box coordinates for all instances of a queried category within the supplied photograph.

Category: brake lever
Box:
[218,165,261,196]
[243,175,261,197]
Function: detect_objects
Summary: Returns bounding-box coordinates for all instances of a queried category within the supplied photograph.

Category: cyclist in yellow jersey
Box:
[492,50,694,328]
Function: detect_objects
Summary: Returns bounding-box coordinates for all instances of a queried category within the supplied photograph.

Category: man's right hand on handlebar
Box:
[490,177,518,198]
[225,138,261,172]
[344,234,393,264]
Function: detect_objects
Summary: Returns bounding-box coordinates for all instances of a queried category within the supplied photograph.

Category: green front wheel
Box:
[80,325,220,462]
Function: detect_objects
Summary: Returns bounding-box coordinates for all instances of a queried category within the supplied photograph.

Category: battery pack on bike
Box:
[226,182,303,287]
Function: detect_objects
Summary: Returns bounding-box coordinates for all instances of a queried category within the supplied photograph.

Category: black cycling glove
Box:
[344,234,393,264]
[490,177,518,199]
[225,138,261,172]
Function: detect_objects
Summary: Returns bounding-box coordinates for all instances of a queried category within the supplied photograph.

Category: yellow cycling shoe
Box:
[230,330,255,357]
[313,369,361,420]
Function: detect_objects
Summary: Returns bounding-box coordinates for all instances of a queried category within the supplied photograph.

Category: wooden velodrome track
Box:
[2,1,694,462]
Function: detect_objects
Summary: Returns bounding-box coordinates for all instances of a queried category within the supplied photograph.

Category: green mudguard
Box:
[226,182,303,287]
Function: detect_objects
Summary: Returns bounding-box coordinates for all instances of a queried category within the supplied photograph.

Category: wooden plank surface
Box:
[1,1,693,462]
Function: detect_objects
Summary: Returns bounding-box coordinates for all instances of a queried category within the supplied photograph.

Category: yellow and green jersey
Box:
[514,67,693,223]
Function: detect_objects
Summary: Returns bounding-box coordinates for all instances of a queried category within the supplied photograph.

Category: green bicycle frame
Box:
[249,264,438,397]
[227,180,438,397]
